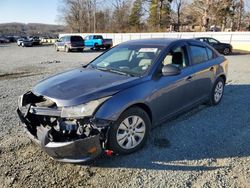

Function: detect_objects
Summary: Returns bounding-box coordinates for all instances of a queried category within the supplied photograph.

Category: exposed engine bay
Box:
[17,91,111,163]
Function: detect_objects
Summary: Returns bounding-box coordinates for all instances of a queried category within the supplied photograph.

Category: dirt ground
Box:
[0,44,249,188]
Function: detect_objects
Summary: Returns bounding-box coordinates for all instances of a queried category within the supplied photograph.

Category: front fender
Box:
[94,81,153,122]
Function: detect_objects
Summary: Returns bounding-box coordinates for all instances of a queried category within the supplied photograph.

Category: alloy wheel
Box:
[223,48,230,55]
[214,81,224,103]
[116,115,146,150]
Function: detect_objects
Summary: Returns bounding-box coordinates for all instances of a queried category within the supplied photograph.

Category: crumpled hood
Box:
[32,68,141,107]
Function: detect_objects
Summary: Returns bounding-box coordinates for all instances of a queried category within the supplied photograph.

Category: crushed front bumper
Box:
[17,106,103,164]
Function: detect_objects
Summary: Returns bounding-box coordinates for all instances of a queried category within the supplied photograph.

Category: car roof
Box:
[120,38,199,47]
[195,37,213,39]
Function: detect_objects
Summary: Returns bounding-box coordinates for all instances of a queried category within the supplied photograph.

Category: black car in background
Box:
[29,36,41,45]
[55,35,85,52]
[0,37,10,43]
[6,36,17,42]
[195,37,233,55]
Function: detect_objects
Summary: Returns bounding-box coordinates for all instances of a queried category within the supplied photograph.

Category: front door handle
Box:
[210,66,214,71]
[186,76,193,81]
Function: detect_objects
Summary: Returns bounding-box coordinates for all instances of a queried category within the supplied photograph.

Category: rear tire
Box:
[78,48,84,52]
[208,77,225,106]
[105,45,111,50]
[108,107,150,154]
[94,43,100,51]
[223,47,231,55]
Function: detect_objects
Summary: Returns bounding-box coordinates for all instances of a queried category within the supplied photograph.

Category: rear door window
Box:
[189,45,208,65]
[65,36,70,42]
[198,38,206,43]
[208,38,219,44]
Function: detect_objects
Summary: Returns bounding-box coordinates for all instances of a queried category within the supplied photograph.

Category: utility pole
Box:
[231,1,236,31]
[203,0,210,31]
[93,0,97,33]
[159,0,163,30]
[237,0,244,31]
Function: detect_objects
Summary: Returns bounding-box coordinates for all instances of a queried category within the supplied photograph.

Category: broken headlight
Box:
[61,96,110,118]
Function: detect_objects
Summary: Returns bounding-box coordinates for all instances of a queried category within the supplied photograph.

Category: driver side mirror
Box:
[161,64,181,76]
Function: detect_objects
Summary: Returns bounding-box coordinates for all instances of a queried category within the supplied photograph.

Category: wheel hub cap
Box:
[214,81,224,103]
[116,115,146,149]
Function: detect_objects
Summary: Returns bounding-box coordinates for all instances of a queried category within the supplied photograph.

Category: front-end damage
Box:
[17,91,112,163]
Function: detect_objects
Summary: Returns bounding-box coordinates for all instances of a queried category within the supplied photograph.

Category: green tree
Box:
[129,0,144,31]
[159,0,172,29]
[148,0,172,31]
[148,0,158,29]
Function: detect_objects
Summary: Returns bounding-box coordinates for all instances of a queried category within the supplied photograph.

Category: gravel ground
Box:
[0,43,249,188]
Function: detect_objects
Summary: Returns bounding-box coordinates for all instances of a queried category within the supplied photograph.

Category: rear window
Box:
[71,36,84,42]
[190,45,208,65]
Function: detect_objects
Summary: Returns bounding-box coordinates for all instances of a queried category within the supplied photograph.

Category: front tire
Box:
[65,45,70,53]
[108,107,150,154]
[208,77,225,105]
[55,45,59,52]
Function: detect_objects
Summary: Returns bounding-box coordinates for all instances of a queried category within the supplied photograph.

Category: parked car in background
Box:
[17,38,228,163]
[84,35,113,50]
[21,39,33,47]
[0,37,10,43]
[5,36,16,42]
[30,36,41,45]
[17,37,33,47]
[55,35,84,52]
[195,37,233,55]
[17,38,25,46]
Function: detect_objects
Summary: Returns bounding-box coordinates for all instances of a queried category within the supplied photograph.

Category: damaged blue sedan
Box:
[17,38,228,163]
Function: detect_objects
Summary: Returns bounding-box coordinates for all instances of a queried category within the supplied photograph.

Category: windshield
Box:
[88,45,163,76]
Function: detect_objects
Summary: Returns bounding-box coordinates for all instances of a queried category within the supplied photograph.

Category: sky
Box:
[0,0,61,25]
[0,0,249,25]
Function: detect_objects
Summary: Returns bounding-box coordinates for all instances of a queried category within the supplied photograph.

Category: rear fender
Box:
[214,58,228,84]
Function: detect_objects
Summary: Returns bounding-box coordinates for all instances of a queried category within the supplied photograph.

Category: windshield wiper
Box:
[95,66,135,77]
[87,64,97,69]
[108,69,131,76]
